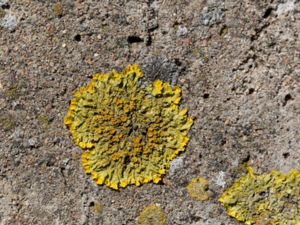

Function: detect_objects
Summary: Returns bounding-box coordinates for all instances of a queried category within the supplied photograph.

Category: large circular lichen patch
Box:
[64,64,193,189]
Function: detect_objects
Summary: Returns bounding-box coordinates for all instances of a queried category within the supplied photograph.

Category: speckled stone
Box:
[0,0,299,224]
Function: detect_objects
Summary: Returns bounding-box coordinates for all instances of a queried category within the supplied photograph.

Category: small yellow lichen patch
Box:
[53,2,63,17]
[137,205,167,225]
[37,114,49,131]
[0,114,15,131]
[89,201,103,215]
[219,167,300,225]
[64,64,193,189]
[186,176,209,201]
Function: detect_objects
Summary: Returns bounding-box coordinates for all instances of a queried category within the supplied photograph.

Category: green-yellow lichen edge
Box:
[219,167,300,225]
[137,204,167,225]
[64,64,193,190]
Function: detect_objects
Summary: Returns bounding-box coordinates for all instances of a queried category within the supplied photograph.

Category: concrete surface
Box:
[0,0,299,224]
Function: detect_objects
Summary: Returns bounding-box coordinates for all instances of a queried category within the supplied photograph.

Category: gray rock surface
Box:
[0,0,299,224]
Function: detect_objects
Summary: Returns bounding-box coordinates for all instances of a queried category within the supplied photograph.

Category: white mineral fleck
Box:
[178,25,188,36]
[215,171,226,188]
[276,0,295,16]
[169,156,184,175]
[0,13,18,30]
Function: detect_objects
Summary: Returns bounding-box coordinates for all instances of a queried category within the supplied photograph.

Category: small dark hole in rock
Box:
[283,94,292,106]
[1,3,10,9]
[89,201,95,207]
[203,93,209,99]
[241,153,250,163]
[282,152,290,159]
[284,94,292,101]
[174,58,182,66]
[74,34,81,42]
[221,139,227,145]
[127,35,143,44]
[263,8,273,18]
[248,88,255,94]
[146,36,152,46]
[161,30,168,35]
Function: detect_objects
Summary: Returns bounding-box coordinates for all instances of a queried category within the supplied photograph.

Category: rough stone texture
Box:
[0,0,299,225]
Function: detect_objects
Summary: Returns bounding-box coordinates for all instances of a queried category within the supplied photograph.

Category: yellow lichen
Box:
[186,176,209,201]
[219,167,300,225]
[53,2,63,17]
[64,64,193,189]
[137,204,167,225]
[37,114,49,131]
[89,201,103,215]
[0,114,15,131]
